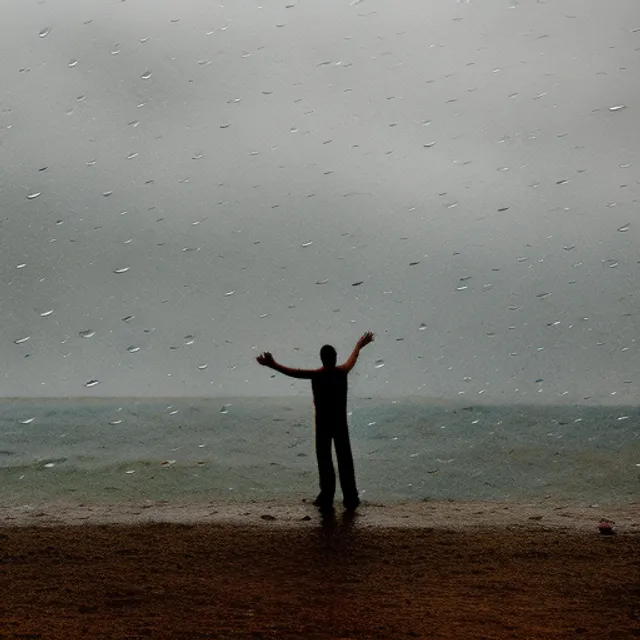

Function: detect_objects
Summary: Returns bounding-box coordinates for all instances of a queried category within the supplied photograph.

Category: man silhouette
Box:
[256,331,375,511]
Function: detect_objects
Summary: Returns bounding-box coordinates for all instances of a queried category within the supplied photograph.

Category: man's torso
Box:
[311,367,348,426]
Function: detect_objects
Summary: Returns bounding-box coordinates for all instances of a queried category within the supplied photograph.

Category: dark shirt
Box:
[311,367,348,426]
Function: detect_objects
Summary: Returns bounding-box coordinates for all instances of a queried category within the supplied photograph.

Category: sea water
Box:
[1,397,638,506]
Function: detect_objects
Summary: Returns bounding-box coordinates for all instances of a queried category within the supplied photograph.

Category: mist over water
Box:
[2,398,638,505]
[1,0,639,403]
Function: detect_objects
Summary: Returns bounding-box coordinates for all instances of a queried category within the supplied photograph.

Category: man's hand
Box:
[357,331,375,349]
[256,352,275,368]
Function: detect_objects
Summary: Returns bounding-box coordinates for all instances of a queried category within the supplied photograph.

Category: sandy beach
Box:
[2,500,638,639]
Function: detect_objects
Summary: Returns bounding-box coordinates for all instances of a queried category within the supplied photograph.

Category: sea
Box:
[1,397,638,507]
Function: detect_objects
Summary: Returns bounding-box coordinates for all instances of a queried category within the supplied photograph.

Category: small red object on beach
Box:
[598,519,616,535]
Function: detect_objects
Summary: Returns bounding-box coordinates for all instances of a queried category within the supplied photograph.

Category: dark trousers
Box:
[315,421,358,503]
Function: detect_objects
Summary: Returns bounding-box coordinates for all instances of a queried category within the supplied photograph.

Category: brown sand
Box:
[1,501,639,640]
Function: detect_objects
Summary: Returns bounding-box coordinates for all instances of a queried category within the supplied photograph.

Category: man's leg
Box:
[334,425,359,508]
[314,428,335,507]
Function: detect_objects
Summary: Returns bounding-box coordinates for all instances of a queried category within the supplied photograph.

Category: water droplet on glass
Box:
[127,346,140,353]
[79,330,95,338]
[39,26,51,38]
[84,379,100,388]
[27,192,41,200]
[14,337,30,345]
[617,223,631,232]
[113,267,130,274]
[141,70,152,80]
[374,359,385,369]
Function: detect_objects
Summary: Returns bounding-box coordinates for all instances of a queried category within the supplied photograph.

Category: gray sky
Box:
[1,0,639,403]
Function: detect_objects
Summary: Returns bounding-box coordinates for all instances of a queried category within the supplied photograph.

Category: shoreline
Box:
[1,509,638,640]
[2,498,638,532]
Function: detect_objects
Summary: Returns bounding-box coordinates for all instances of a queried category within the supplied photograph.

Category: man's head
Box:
[320,344,337,368]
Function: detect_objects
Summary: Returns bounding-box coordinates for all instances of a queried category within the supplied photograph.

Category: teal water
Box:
[1,397,638,505]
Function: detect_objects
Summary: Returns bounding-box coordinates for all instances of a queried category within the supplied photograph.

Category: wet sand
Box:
[1,501,639,639]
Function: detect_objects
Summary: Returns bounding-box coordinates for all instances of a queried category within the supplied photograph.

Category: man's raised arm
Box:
[339,331,375,373]
[256,352,318,379]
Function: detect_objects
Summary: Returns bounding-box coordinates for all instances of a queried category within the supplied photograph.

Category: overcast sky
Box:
[1,0,639,403]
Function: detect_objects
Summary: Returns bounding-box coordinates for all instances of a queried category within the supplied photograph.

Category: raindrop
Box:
[128,120,140,128]
[14,337,30,345]
[192,153,204,160]
[315,279,329,285]
[608,105,626,112]
[127,152,139,159]
[27,192,41,200]
[617,223,631,232]
[418,323,427,331]
[220,404,231,414]
[536,292,551,298]
[141,70,152,79]
[224,290,235,296]
[79,330,95,338]
[456,286,468,291]
[301,241,313,247]
[122,315,134,322]
[44,463,55,468]
[39,26,51,38]
[556,179,569,185]
[127,346,140,353]
[352,281,364,287]
[198,364,208,370]
[184,335,195,345]
[68,58,79,68]
[109,419,123,425]
[113,267,130,274]
[40,309,54,317]
[20,417,35,424]
[84,380,100,388]
[374,359,385,369]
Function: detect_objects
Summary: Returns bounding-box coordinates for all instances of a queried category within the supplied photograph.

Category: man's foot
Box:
[313,494,334,509]
[343,497,360,511]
